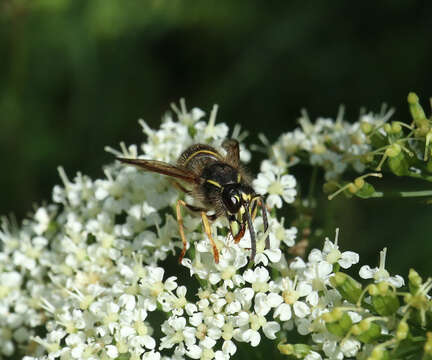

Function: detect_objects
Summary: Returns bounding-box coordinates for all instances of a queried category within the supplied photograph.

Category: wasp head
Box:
[222,183,265,260]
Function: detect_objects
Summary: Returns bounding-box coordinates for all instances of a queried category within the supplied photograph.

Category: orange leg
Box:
[201,211,220,264]
[176,200,189,264]
[170,180,190,194]
[176,199,219,264]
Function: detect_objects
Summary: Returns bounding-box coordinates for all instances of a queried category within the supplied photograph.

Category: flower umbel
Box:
[2,97,431,360]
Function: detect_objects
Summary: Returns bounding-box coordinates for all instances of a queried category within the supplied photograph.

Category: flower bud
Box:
[387,151,409,176]
[396,320,409,340]
[354,320,382,344]
[361,121,373,135]
[330,272,362,304]
[391,122,402,134]
[348,182,358,194]
[323,180,339,194]
[361,153,375,164]
[408,268,422,295]
[424,332,432,355]
[324,309,352,337]
[384,123,392,134]
[408,92,427,125]
[277,342,311,357]
[385,143,401,158]
[354,177,365,189]
[370,282,400,316]
[367,347,390,360]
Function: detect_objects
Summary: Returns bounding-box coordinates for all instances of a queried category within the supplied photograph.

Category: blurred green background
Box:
[1,0,432,275]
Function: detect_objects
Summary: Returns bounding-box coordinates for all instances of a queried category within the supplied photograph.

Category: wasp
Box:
[117,139,269,263]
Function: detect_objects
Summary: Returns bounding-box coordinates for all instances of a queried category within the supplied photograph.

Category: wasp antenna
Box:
[117,157,135,163]
[260,196,270,250]
[244,206,256,262]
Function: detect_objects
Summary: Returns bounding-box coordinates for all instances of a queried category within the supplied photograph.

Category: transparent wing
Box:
[117,158,200,184]
[222,139,240,167]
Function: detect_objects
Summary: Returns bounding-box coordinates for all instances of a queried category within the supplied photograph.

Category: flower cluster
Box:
[1,99,431,360]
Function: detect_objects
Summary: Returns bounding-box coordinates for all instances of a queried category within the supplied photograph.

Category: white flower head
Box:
[359,247,404,288]
[253,170,297,209]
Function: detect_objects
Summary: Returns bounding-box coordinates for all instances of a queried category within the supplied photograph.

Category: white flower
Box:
[274,277,313,321]
[309,229,359,269]
[253,171,297,208]
[359,248,404,288]
[235,312,280,347]
[160,316,196,353]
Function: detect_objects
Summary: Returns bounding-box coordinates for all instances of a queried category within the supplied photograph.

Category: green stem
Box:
[370,190,432,198]
[308,166,318,204]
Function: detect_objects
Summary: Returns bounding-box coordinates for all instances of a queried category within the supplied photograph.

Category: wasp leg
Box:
[176,199,189,264]
[183,203,218,221]
[170,180,191,194]
[201,211,220,263]
[176,200,219,264]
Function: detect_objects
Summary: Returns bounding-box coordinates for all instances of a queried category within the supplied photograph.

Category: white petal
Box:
[209,273,221,285]
[293,301,310,318]
[267,293,283,307]
[226,301,241,314]
[297,282,312,297]
[222,339,236,355]
[306,291,319,307]
[348,311,362,323]
[185,303,197,315]
[177,286,187,297]
[242,269,256,283]
[290,257,306,270]
[255,267,269,282]
[201,336,216,349]
[389,275,405,288]
[305,351,322,360]
[274,303,292,321]
[263,321,280,339]
[267,194,282,209]
[323,239,336,253]
[296,318,311,335]
[308,249,324,263]
[239,287,254,302]
[341,339,361,357]
[236,312,249,327]
[171,317,186,331]
[144,335,156,349]
[339,251,359,268]
[119,326,135,338]
[254,293,271,316]
[243,329,261,347]
[152,267,165,282]
[186,344,201,359]
[106,345,118,358]
[317,261,333,278]
[119,294,136,311]
[265,248,282,263]
[359,265,375,279]
[189,313,203,327]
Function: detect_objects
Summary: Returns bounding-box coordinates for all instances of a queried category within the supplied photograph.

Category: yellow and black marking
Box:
[183,149,224,166]
[206,179,222,188]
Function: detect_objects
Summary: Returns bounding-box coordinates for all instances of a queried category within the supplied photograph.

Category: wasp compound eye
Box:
[222,185,241,214]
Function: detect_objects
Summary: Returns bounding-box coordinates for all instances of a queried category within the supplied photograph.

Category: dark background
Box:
[1,0,432,275]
